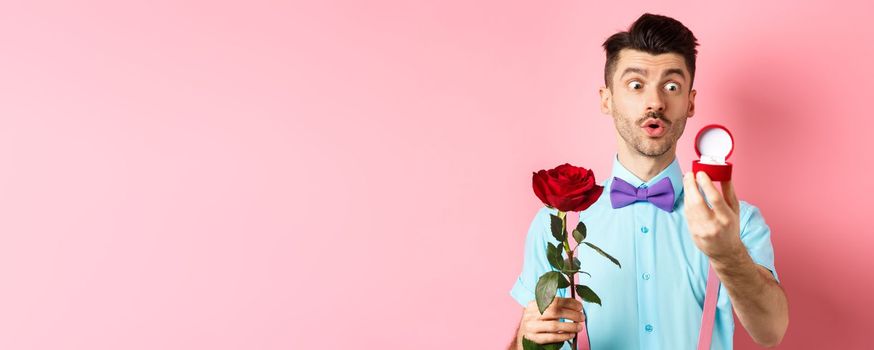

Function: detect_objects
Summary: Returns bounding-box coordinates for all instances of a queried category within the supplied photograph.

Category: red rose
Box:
[532,163,604,212]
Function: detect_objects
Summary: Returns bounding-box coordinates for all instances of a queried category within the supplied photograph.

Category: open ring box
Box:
[692,124,734,182]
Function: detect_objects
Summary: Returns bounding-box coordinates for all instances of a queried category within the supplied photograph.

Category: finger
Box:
[530,320,584,334]
[720,180,740,214]
[695,171,733,219]
[525,331,576,345]
[540,307,584,322]
[553,297,583,311]
[682,171,711,219]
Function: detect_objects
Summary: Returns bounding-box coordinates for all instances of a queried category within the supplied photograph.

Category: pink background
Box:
[0,1,871,349]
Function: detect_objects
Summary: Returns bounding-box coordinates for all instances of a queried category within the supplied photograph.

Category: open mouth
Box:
[641,119,666,137]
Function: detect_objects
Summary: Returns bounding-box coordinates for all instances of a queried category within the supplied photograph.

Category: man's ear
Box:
[687,88,697,118]
[599,86,612,115]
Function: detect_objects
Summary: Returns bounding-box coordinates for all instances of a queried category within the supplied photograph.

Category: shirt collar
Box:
[607,154,685,207]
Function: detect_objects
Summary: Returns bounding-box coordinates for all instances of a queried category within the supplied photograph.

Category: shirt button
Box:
[645,324,654,332]
[640,226,649,234]
[642,273,651,280]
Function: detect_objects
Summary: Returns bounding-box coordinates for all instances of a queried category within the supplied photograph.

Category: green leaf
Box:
[543,342,563,350]
[576,284,602,306]
[566,257,581,270]
[549,214,565,243]
[584,242,621,268]
[546,243,564,270]
[521,337,538,350]
[522,336,563,350]
[535,271,561,314]
[556,273,570,289]
[560,256,589,275]
[572,221,587,243]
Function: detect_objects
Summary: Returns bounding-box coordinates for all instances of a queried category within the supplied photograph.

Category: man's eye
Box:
[628,81,642,90]
[664,82,680,92]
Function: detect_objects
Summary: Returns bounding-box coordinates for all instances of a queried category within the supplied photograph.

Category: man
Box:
[509,13,789,349]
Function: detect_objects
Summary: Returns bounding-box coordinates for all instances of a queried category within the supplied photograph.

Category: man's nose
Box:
[646,89,665,113]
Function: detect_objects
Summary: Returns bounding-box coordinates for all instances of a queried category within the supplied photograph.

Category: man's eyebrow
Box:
[619,67,687,81]
[662,68,686,81]
[619,67,647,79]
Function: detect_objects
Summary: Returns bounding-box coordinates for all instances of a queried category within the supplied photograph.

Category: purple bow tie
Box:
[610,176,675,212]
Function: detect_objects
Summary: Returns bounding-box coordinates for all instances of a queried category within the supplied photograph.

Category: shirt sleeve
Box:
[738,201,780,284]
[510,206,564,307]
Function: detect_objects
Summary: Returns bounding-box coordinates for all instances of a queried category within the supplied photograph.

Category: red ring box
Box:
[692,124,734,182]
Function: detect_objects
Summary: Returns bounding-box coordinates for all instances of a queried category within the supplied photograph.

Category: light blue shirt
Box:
[510,155,779,350]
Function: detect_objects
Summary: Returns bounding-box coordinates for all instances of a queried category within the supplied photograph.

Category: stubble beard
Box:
[613,109,686,158]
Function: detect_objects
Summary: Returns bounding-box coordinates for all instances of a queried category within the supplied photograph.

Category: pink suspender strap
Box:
[697,263,721,350]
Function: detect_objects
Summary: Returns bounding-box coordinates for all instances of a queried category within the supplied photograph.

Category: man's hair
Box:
[602,13,700,90]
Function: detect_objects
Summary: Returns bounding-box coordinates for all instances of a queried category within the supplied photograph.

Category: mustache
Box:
[638,111,670,126]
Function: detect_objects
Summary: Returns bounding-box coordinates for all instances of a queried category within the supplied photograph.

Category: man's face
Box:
[599,49,697,158]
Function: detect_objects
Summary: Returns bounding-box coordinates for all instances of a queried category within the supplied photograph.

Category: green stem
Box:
[561,212,579,349]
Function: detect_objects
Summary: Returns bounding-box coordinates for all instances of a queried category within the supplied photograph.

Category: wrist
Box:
[710,243,750,270]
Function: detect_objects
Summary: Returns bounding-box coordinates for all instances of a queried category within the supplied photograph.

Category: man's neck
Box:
[616,144,677,183]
